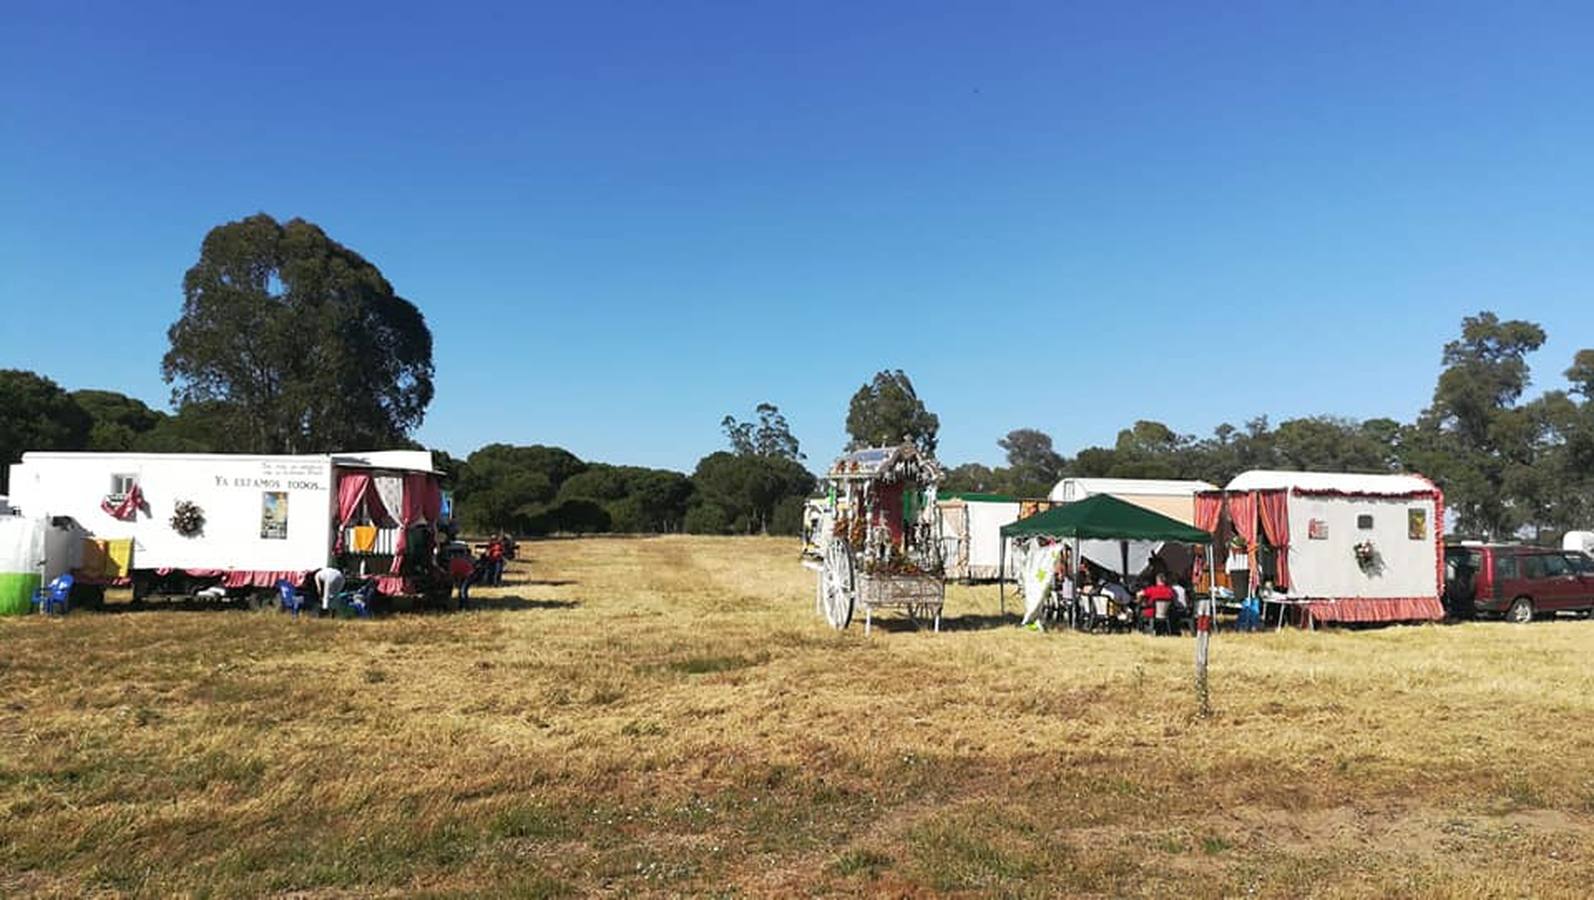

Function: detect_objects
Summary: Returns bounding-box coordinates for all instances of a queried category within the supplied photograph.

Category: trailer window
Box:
[1356,514,1374,530]
[1407,508,1427,540]
[109,473,136,501]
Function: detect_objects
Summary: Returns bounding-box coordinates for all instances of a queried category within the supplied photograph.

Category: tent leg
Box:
[1072,536,1082,631]
[998,539,1006,617]
[865,606,872,636]
[1207,544,1217,631]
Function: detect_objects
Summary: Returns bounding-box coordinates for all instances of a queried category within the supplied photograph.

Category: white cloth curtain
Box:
[372,475,405,527]
[1080,539,1158,577]
[1019,541,1062,626]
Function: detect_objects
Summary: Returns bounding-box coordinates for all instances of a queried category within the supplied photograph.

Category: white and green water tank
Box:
[0,517,46,616]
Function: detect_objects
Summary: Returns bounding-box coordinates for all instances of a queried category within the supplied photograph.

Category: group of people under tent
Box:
[1016,537,1290,633]
[1017,542,1200,634]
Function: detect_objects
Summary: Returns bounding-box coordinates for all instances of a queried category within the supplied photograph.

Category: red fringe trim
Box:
[1303,596,1444,623]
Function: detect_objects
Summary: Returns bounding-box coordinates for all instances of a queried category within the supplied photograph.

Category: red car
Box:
[1445,544,1594,622]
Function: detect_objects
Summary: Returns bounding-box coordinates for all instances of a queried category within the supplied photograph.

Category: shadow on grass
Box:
[100,598,249,614]
[463,595,580,613]
[496,578,579,588]
[864,611,1016,633]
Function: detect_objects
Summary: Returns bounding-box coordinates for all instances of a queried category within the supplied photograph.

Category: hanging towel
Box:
[352,525,378,553]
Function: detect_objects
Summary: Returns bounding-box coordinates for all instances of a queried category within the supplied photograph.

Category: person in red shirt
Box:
[487,537,505,585]
[448,552,475,608]
[1137,572,1177,625]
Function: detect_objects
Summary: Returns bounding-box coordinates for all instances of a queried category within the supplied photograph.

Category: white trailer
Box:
[1048,477,1217,525]
[936,493,1024,581]
[6,450,446,606]
[1218,470,1445,624]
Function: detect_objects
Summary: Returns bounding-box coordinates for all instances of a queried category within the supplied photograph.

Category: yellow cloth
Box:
[106,539,133,577]
[77,539,133,579]
[352,526,378,553]
[79,540,108,580]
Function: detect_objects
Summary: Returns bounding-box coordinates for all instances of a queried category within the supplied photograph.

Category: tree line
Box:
[2,213,1589,543]
[940,313,1594,542]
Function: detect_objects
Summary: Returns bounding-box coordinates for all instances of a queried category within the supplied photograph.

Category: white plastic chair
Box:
[1091,592,1113,631]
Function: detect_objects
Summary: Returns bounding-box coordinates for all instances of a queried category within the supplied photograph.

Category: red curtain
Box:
[334,473,373,554]
[876,482,905,544]
[406,473,442,523]
[390,474,445,575]
[1194,493,1224,533]
[337,473,374,527]
[1192,492,1225,581]
[1226,491,1258,579]
[1257,489,1290,589]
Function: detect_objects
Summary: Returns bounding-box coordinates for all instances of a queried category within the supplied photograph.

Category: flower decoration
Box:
[1353,540,1376,567]
[170,500,205,537]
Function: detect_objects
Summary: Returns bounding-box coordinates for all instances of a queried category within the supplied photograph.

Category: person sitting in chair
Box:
[1100,576,1131,604]
[1136,572,1177,628]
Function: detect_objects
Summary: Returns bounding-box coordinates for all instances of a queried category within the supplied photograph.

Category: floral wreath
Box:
[1353,539,1376,567]
[171,500,206,537]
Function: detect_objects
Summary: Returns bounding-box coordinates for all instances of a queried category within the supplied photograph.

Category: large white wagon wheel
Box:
[820,538,856,629]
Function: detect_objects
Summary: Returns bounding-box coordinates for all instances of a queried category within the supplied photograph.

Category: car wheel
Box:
[1506,597,1533,624]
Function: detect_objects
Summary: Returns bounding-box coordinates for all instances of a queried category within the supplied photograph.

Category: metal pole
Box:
[998,536,1005,617]
[1072,535,1081,630]
[1195,543,1215,717]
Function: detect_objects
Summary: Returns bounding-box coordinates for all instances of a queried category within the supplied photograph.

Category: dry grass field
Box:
[3,535,1593,898]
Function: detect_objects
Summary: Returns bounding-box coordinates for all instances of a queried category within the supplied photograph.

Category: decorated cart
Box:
[813,444,945,634]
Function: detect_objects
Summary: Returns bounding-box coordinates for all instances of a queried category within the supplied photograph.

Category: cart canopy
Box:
[1000,493,1212,543]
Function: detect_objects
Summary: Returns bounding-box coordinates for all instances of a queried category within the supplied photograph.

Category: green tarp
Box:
[0,573,40,616]
[1000,493,1212,543]
[0,517,46,616]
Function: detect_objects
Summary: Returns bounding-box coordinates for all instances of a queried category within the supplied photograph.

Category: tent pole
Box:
[1072,535,1081,630]
[1196,540,1216,717]
[998,537,1005,618]
[1121,540,1129,583]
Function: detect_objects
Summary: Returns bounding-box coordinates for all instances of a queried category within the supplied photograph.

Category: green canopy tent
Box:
[997,493,1214,616]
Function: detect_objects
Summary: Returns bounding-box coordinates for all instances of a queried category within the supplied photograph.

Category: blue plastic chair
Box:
[332,580,376,619]
[347,581,376,619]
[30,574,74,615]
[275,579,305,618]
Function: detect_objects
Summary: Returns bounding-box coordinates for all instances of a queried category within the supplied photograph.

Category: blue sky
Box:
[3,1,1592,472]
